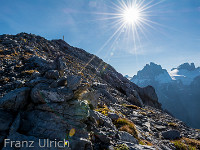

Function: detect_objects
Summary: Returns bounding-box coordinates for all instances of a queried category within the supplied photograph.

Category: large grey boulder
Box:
[31,83,73,103]
[118,131,138,144]
[161,130,180,140]
[90,110,116,130]
[0,87,30,111]
[28,56,56,72]
[19,100,90,140]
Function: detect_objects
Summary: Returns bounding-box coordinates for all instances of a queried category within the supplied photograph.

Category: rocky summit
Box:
[0,33,199,150]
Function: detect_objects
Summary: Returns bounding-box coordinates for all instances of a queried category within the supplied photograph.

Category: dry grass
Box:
[168,122,178,127]
[139,112,147,116]
[95,105,111,116]
[114,118,138,139]
[124,104,140,110]
[21,70,39,74]
[139,140,153,146]
[171,137,200,150]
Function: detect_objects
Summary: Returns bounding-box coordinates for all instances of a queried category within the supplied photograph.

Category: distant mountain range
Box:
[126,62,200,128]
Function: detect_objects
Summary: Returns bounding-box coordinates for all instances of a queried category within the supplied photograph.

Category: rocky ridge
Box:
[0,33,199,150]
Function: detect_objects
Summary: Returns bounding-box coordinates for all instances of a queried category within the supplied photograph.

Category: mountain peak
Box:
[131,62,172,85]
[137,62,167,78]
[172,63,196,71]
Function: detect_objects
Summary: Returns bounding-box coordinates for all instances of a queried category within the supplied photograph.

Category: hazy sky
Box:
[0,0,200,76]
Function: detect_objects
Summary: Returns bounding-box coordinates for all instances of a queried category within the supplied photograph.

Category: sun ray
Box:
[81,0,164,75]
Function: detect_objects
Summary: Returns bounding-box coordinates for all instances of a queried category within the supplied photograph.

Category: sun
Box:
[83,0,161,70]
[123,6,141,25]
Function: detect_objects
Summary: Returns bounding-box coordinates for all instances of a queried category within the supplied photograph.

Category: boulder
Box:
[0,87,30,111]
[161,130,180,140]
[28,56,56,72]
[90,110,116,130]
[31,83,73,103]
[118,131,138,144]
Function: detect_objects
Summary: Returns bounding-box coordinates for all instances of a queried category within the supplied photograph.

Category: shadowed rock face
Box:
[0,33,199,150]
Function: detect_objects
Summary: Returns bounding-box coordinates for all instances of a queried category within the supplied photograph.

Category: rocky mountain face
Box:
[130,62,200,129]
[0,33,199,150]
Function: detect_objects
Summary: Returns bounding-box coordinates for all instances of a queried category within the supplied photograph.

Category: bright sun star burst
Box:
[83,0,162,72]
[123,5,141,25]
[94,0,162,56]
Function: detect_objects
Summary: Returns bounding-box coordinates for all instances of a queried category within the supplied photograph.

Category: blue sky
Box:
[0,0,200,76]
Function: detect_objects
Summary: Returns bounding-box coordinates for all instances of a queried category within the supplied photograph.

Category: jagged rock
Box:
[90,111,116,130]
[0,87,30,111]
[161,130,180,140]
[45,70,60,79]
[31,83,73,103]
[67,75,82,90]
[118,131,138,144]
[27,56,56,72]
